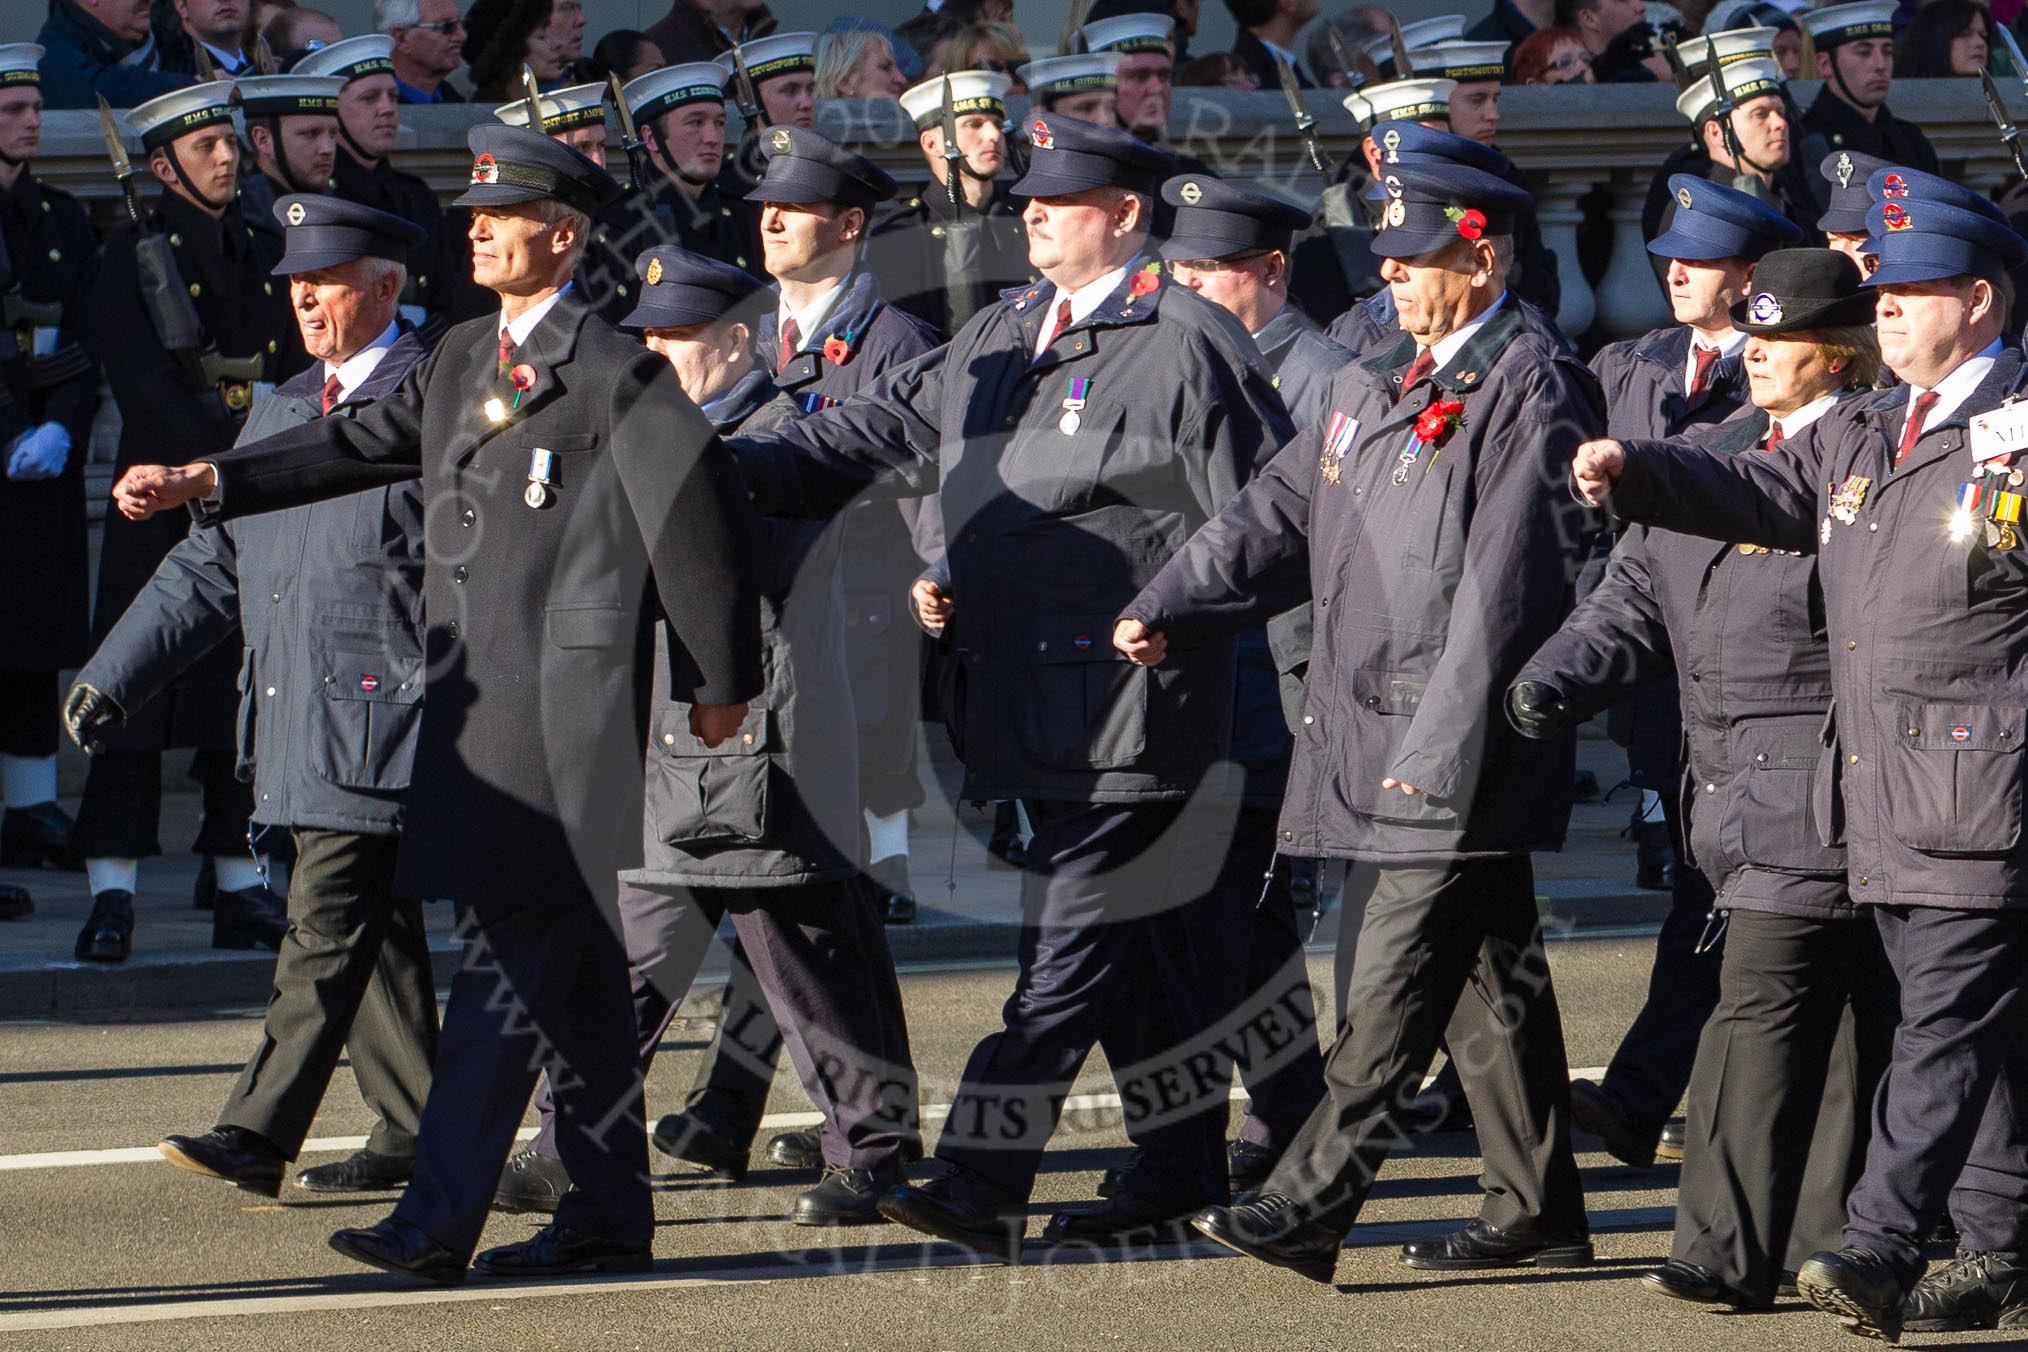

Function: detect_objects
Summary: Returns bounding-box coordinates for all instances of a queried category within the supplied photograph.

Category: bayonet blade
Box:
[728,45,762,124]
[1983,65,2028,177]
[254,34,276,75]
[1383,13,1413,80]
[520,63,545,131]
[192,39,219,84]
[97,95,134,182]
[1325,25,1361,88]
[1274,54,1328,174]
[940,73,962,208]
[607,71,639,148]
[1999,24,2028,92]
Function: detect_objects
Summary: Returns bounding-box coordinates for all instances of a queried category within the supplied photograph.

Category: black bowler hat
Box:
[1369,163,1532,259]
[453,123,621,217]
[1729,248,1874,333]
[620,246,767,330]
[744,126,897,212]
[270,195,426,275]
[1158,175,1311,261]
[1011,112,1175,198]
[1817,149,1890,236]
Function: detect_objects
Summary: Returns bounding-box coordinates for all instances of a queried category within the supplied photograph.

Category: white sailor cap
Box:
[494,81,607,132]
[1078,13,1174,53]
[1675,55,1786,123]
[1018,52,1122,97]
[1798,0,1896,46]
[623,62,727,124]
[292,33,396,84]
[1342,77,1456,131]
[1675,26,1778,77]
[898,69,1013,128]
[1364,16,1467,70]
[128,79,239,150]
[237,73,344,119]
[0,43,44,88]
[715,32,816,85]
[1407,40,1508,84]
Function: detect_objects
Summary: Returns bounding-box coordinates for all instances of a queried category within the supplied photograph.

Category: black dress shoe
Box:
[1228,1140,1278,1194]
[492,1148,571,1214]
[650,1111,749,1181]
[212,883,289,951]
[1401,1218,1594,1271]
[1643,1258,1767,1308]
[474,1223,651,1278]
[1190,1193,1343,1284]
[1042,1191,1202,1245]
[869,855,916,925]
[1568,1078,1657,1170]
[1095,1147,1144,1200]
[330,1217,467,1286]
[74,890,133,963]
[1404,1087,1474,1135]
[1795,1246,1911,1343]
[878,1167,1027,1261]
[794,1162,903,1226]
[0,881,31,921]
[883,889,916,924]
[0,802,80,870]
[1656,1119,1687,1162]
[296,1149,413,1193]
[158,1127,286,1198]
[768,1128,922,1171]
[1903,1248,2028,1332]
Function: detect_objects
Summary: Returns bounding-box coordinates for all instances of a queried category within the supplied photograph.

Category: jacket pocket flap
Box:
[1897,705,2026,753]
[1028,617,1130,664]
[1353,670,1427,715]
[520,432,600,453]
[1739,718,1822,771]
[652,703,771,758]
[546,604,632,649]
[317,649,423,704]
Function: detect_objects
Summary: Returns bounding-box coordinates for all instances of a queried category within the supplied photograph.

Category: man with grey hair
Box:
[68,196,441,1201]
[378,0,467,103]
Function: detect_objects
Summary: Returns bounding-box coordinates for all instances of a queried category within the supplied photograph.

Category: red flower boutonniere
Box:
[1130,261,1161,297]
[1444,206,1487,241]
[509,363,536,409]
[822,333,852,366]
[1414,398,1465,445]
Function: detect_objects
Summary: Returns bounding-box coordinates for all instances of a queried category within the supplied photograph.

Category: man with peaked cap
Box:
[71,80,294,967]
[1019,52,1124,127]
[617,62,762,284]
[490,81,641,324]
[235,74,344,259]
[871,69,1034,340]
[503,243,924,1227]
[72,195,441,1200]
[1578,177,1802,1169]
[1287,78,1456,324]
[1573,177,2028,1345]
[1316,120,1569,361]
[715,32,816,196]
[1520,246,1890,1311]
[1124,160,1600,1282]
[732,111,1292,1257]
[1797,0,1939,188]
[101,124,770,1285]
[1817,147,1890,272]
[1643,55,1822,276]
[1874,163,2028,346]
[0,45,96,903]
[297,36,468,334]
[745,128,938,932]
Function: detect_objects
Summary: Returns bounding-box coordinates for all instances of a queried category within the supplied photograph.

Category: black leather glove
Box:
[1507,680,1570,740]
[62,683,123,754]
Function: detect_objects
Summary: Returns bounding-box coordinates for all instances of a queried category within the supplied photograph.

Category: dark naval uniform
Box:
[1797,94,1939,209]
[1520,391,1893,1305]
[330,149,466,333]
[0,166,97,780]
[81,319,439,1171]
[868,180,1033,340]
[1642,148,1826,280]
[76,186,292,864]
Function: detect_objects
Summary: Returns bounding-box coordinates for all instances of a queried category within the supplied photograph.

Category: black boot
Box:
[1903,1249,2028,1332]
[192,853,218,911]
[1633,811,1676,891]
[492,1148,572,1214]
[870,854,915,925]
[1796,1246,1913,1343]
[213,884,289,951]
[74,890,134,963]
[794,1161,905,1226]
[0,881,31,921]
[0,801,81,870]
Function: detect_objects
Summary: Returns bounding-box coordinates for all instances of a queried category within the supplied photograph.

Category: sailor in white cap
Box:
[235,73,343,254]
[493,80,609,169]
[1079,12,1177,145]
[1017,51,1122,127]
[619,63,761,279]
[1796,0,1940,186]
[715,31,817,195]
[1407,39,1508,144]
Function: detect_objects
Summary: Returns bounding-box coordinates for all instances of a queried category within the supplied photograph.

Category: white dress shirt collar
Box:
[1909,337,2005,433]
[1769,391,1839,441]
[323,321,400,403]
[1035,261,1136,359]
[500,284,572,349]
[1423,291,1507,372]
[200,39,246,72]
[776,280,847,356]
[1683,326,1747,391]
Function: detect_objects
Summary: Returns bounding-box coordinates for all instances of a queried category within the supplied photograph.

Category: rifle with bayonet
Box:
[1982,66,2028,179]
[935,75,982,334]
[1275,53,1328,175]
[1703,37,1769,202]
[96,97,207,389]
[1325,24,1364,89]
[724,44,771,190]
[519,63,546,131]
[607,72,647,194]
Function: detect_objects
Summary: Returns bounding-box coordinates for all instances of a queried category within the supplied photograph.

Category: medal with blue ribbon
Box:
[1060,377,1089,435]
[1319,410,1357,485]
[1953,480,2025,548]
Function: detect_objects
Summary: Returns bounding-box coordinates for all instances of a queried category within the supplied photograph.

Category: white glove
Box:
[6,423,72,482]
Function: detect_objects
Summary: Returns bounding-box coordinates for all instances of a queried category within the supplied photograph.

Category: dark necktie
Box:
[778,317,801,370]
[1036,298,1073,361]
[1687,344,1720,400]
[1896,390,1940,466]
[321,372,342,416]
[496,326,514,379]
[1397,346,1434,402]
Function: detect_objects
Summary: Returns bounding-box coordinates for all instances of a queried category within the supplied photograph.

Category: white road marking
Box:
[0,1070,1613,1174]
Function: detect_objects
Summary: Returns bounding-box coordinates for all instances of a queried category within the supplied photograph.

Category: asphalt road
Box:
[0,939,2009,1350]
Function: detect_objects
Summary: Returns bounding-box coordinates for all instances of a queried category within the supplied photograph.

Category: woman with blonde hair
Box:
[815,28,909,98]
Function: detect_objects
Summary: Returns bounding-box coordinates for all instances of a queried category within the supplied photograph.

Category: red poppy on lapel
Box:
[823,334,851,365]
[1414,398,1465,444]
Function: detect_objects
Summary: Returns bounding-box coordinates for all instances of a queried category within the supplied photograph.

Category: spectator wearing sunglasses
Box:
[378,0,467,102]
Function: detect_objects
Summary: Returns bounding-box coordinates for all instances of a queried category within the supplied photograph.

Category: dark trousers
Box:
[217,828,438,1158]
[936,798,1234,1203]
[71,747,253,860]
[1844,905,2028,1275]
[1599,797,1722,1136]
[1671,909,1897,1302]
[393,896,652,1260]
[674,932,785,1144]
[529,878,916,1170]
[0,670,59,759]
[1263,857,1589,1238]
